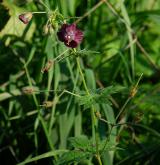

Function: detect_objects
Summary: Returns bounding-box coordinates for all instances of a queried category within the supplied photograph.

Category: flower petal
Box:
[66,24,76,33]
[64,40,78,48]
[57,31,66,42]
[19,12,32,24]
[75,30,83,43]
[57,23,83,48]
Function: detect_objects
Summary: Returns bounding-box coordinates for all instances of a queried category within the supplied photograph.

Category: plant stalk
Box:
[76,56,102,165]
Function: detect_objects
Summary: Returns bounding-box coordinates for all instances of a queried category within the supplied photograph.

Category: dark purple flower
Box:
[19,12,33,24]
[57,24,83,48]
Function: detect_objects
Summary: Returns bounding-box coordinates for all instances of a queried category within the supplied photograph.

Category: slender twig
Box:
[136,40,160,71]
[24,63,57,161]
[9,110,38,120]
[32,11,47,14]
[74,1,104,24]
[24,65,39,106]
[100,125,114,155]
[115,97,131,122]
[116,73,143,122]
[76,57,90,94]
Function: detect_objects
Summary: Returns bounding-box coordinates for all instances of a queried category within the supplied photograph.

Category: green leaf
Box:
[97,85,126,95]
[56,150,91,165]
[0,0,35,44]
[18,150,68,165]
[56,136,118,165]
[78,94,96,109]
[78,86,125,109]
[68,136,95,152]
[56,136,95,165]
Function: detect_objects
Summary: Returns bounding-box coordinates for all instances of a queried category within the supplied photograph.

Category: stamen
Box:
[67,35,71,39]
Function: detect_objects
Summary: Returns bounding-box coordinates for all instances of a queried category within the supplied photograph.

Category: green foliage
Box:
[17,150,68,165]
[78,86,125,109]
[0,0,35,45]
[57,136,117,164]
[1,0,160,164]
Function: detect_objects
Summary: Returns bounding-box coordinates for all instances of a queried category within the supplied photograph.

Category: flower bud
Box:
[22,86,36,94]
[43,25,49,35]
[95,111,101,119]
[41,60,54,73]
[19,12,33,24]
[42,101,53,108]
[129,87,137,98]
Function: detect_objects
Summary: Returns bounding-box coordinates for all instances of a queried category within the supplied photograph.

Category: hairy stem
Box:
[76,56,102,165]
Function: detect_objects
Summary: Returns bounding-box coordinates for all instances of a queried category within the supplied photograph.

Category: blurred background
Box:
[0,0,160,164]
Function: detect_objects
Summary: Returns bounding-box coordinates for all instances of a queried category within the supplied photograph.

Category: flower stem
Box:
[32,11,47,14]
[76,57,89,94]
[76,56,102,165]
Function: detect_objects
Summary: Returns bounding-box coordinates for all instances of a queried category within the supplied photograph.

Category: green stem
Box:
[115,97,131,122]
[76,56,102,165]
[115,73,143,122]
[76,57,90,94]
[24,66,38,106]
[32,11,47,14]
[24,65,57,160]
[76,57,95,137]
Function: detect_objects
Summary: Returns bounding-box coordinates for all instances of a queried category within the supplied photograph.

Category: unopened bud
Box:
[49,26,54,34]
[19,12,33,24]
[43,25,49,35]
[22,86,37,94]
[42,101,53,108]
[95,111,101,119]
[41,60,54,73]
[129,87,137,98]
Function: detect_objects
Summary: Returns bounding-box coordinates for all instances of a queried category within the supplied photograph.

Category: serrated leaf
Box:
[78,86,125,109]
[57,136,95,165]
[56,150,92,165]
[69,136,89,148]
[78,95,96,109]
[68,136,95,152]
[97,85,126,95]
[57,136,118,165]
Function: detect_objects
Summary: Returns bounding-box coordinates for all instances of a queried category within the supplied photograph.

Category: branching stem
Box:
[76,56,102,165]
